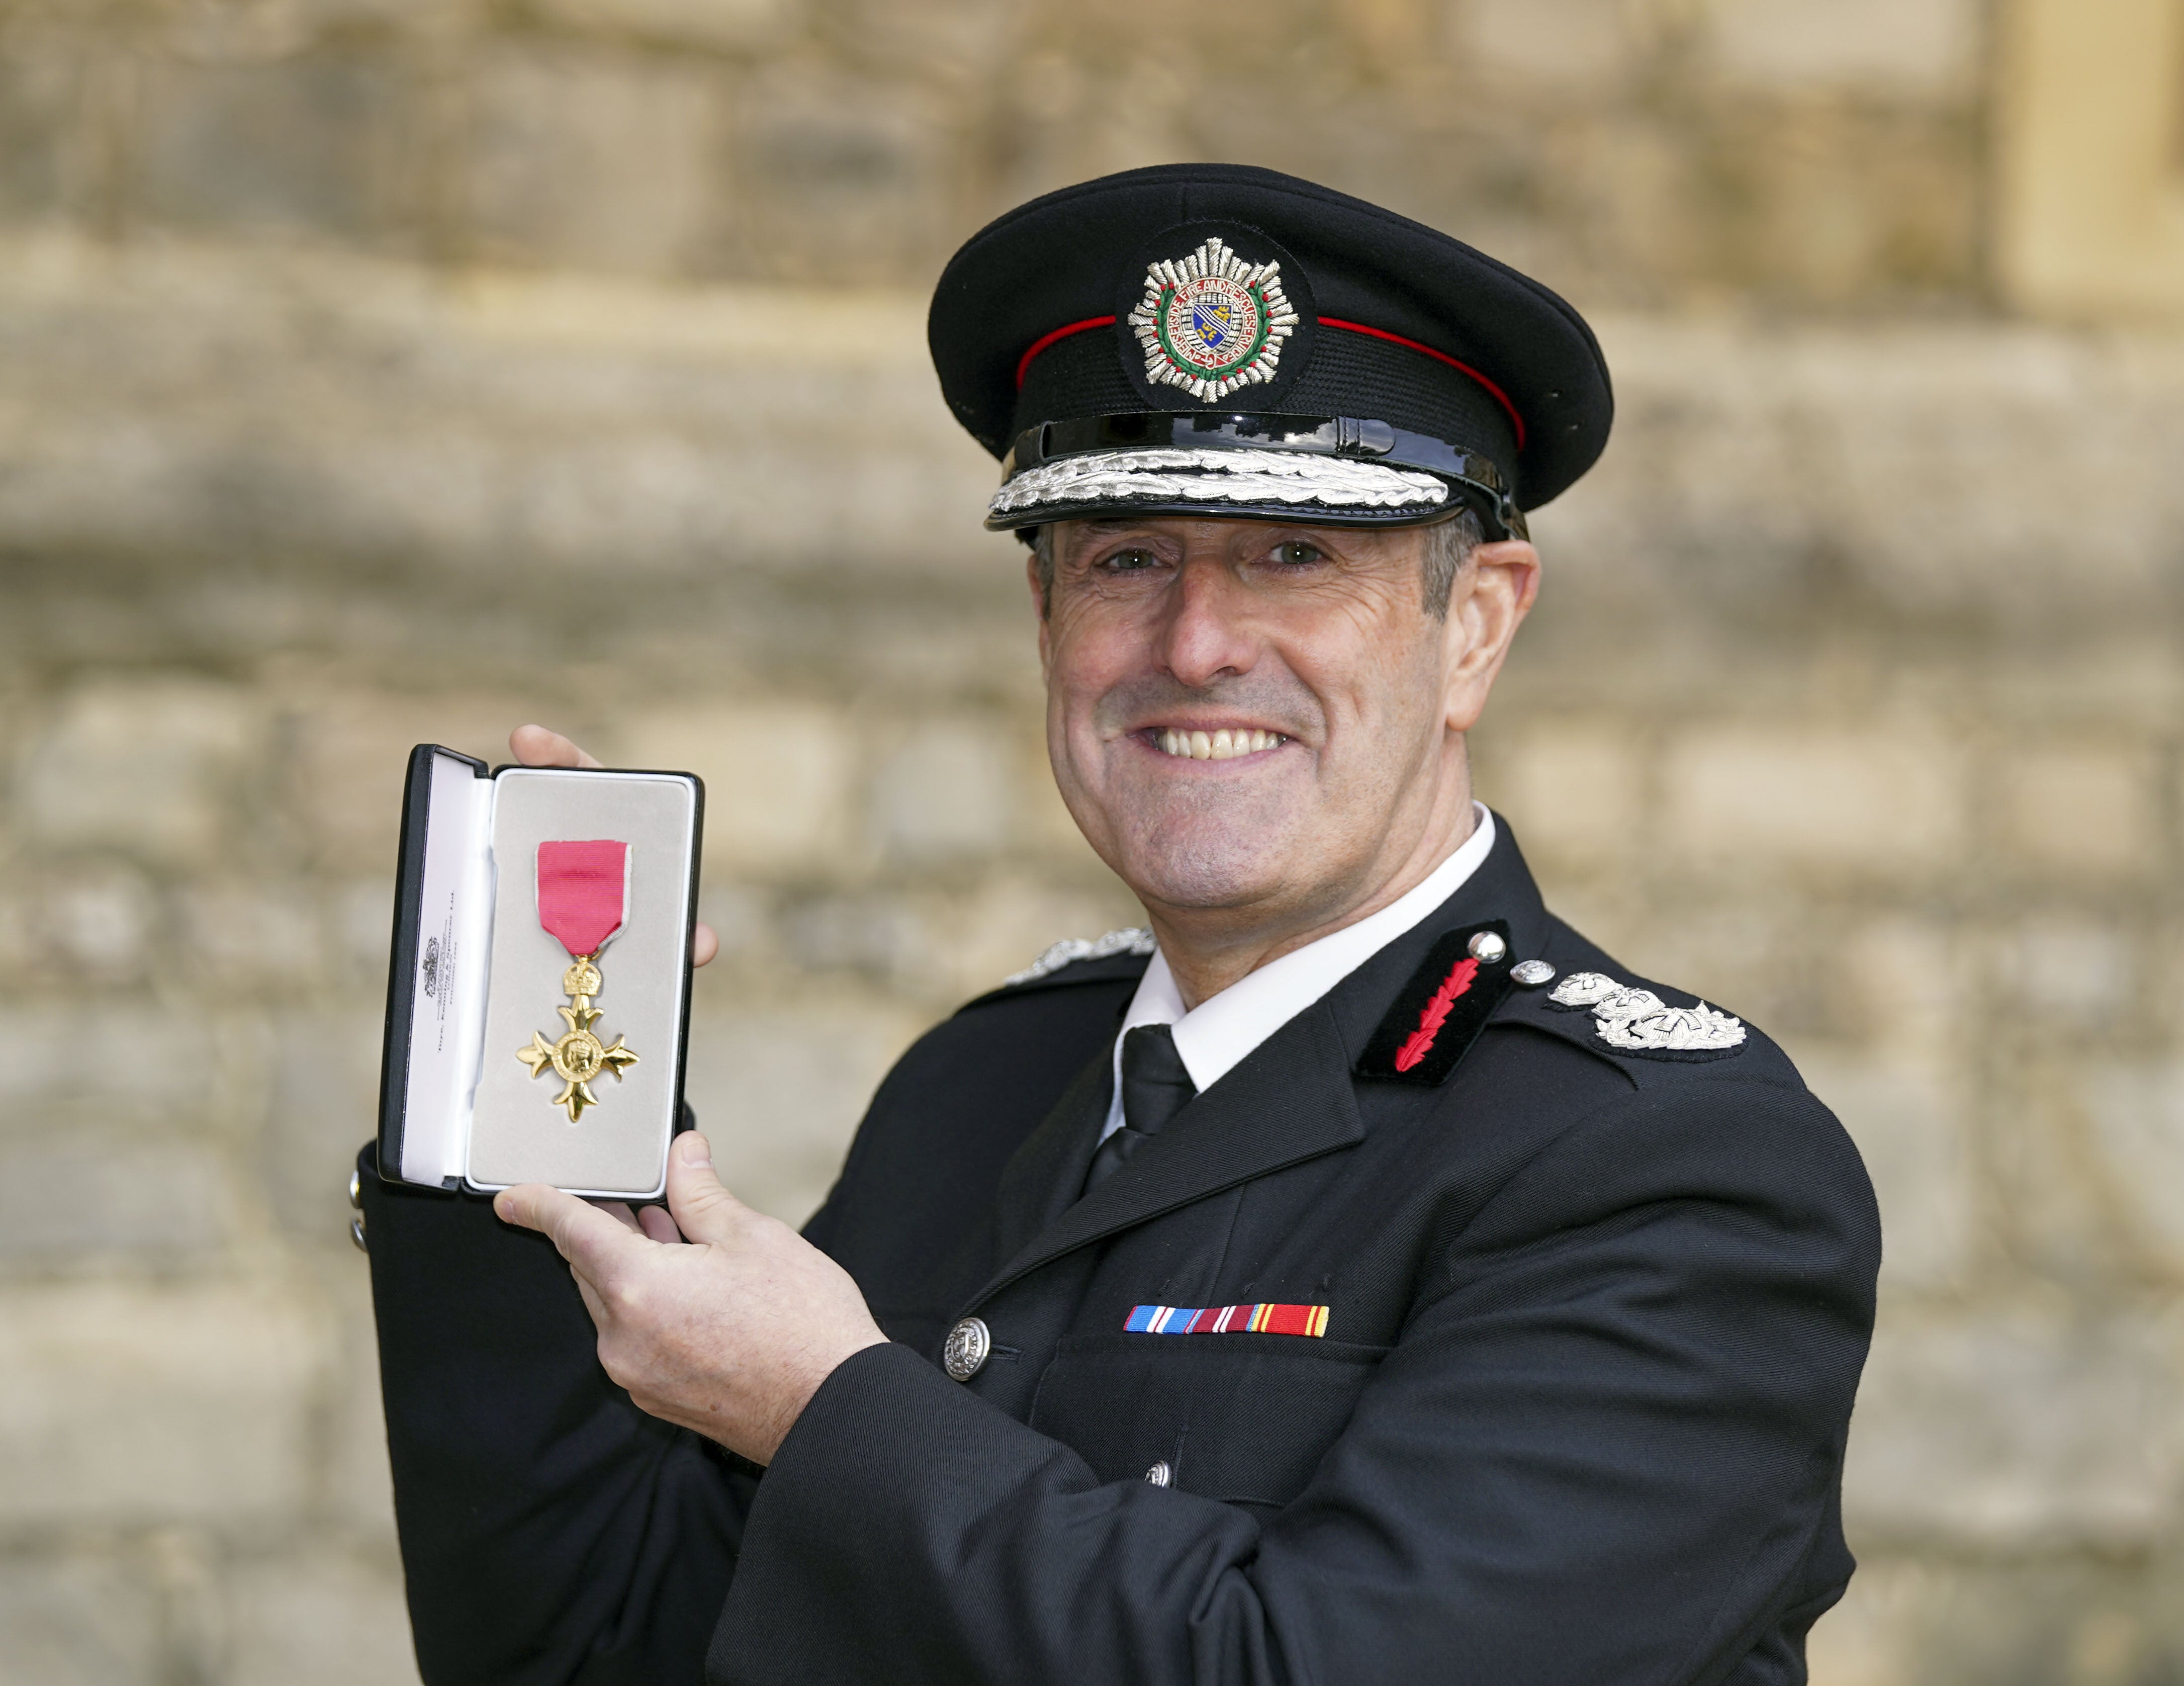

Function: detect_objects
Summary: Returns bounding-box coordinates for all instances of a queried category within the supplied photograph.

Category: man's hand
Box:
[495,1131,888,1464]
[512,724,719,966]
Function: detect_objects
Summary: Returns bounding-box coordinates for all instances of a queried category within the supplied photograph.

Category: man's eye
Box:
[1096,548,1163,572]
[1271,542,1325,567]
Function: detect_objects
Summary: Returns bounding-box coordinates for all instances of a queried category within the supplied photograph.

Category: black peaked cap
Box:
[929,163,1613,533]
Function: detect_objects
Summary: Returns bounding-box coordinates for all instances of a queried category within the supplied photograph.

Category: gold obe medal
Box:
[517,951,639,1122]
[518,839,639,1122]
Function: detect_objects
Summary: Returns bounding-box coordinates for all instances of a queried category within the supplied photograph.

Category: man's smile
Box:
[1137,725,1293,761]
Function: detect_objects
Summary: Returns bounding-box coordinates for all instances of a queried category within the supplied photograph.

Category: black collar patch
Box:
[1355,920,1515,1086]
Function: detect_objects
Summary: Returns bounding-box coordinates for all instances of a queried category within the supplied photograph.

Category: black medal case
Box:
[376,745,704,1198]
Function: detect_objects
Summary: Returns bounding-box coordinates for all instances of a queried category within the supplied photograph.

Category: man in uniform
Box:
[359,164,1879,1685]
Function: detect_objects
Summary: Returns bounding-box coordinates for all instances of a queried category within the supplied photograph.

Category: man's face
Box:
[1035,516,1536,944]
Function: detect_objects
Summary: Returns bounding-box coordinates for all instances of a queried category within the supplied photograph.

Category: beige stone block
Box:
[1799,1555,1922,1686]
[1663,728,1963,871]
[2001,918,2132,1020]
[137,57,413,243]
[1803,1559,1943,1686]
[0,1282,323,1527]
[682,998,921,1225]
[534,0,797,50]
[1838,918,1960,1052]
[20,679,257,863]
[336,876,399,982]
[0,1550,163,1686]
[2079,1057,2184,1272]
[264,1010,384,1245]
[617,703,855,877]
[1793,1047,1974,1290]
[465,47,724,277]
[869,718,1015,864]
[1707,0,1977,95]
[1490,722,1644,860]
[226,1552,419,1686]
[775,889,932,983]
[1018,753,1100,863]
[178,882,328,986]
[1996,0,2184,319]
[0,1134,238,1262]
[313,1263,400,1542]
[36,871,154,981]
[1998,745,2158,876]
[1844,1308,2177,1548]
[727,72,951,284]
[289,696,513,872]
[13,1006,220,1116]
[936,877,1148,1005]
[0,44,85,227]
[1454,0,1634,88]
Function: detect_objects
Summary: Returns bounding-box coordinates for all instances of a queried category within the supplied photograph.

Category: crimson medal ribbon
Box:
[536,839,629,956]
[516,839,639,1121]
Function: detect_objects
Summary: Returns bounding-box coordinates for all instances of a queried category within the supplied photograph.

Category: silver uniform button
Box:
[1145,1461,1171,1487]
[348,1169,363,1210]
[943,1316,991,1381]
[1468,930,1508,964]
[350,1213,369,1253]
[1510,959,1557,988]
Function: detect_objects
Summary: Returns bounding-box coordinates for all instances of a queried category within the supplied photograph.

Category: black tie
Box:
[1082,1024,1197,1195]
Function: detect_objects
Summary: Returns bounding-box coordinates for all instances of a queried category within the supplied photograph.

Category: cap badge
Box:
[1128,237,1300,401]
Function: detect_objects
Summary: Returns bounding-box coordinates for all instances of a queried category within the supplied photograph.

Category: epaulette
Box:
[1002,927,1157,987]
[1540,970,1748,1062]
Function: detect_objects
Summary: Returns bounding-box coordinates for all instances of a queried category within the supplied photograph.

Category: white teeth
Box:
[1153,728,1286,759]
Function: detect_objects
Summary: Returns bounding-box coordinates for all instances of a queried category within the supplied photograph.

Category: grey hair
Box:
[1031,506,1485,619]
[1419,508,1485,619]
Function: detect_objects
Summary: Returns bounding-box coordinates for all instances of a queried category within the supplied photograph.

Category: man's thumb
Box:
[666,1130,741,1240]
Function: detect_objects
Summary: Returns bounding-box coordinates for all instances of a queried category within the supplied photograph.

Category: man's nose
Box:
[1155,557,1259,688]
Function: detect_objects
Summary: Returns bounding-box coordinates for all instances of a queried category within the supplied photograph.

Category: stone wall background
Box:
[4,2,2182,1682]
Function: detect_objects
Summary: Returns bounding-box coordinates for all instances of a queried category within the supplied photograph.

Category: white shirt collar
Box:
[1103,804,1497,1140]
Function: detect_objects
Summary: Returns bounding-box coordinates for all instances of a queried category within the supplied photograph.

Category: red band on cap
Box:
[1015,316,1118,389]
[1010,311,1527,453]
[1317,319,1526,451]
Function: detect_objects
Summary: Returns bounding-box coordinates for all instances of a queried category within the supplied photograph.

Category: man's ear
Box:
[1443,539,1539,733]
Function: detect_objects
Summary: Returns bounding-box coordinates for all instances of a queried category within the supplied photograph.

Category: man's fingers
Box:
[664,1132,748,1245]
[496,1182,644,1272]
[637,1205,683,1244]
[594,1200,642,1234]
[692,922,718,968]
[510,723,605,771]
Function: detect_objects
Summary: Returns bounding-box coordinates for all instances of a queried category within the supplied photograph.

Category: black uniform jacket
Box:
[360,822,1880,1686]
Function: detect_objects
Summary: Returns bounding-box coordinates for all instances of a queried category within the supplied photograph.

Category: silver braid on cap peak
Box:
[1005,927,1157,986]
[988,448,1449,519]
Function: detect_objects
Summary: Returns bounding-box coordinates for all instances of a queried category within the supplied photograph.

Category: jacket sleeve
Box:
[359,1145,754,1686]
[704,1079,1880,1686]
